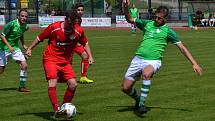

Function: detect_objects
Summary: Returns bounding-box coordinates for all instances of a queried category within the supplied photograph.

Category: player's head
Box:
[18,8,28,25]
[64,10,81,30]
[154,6,169,26]
[74,3,84,16]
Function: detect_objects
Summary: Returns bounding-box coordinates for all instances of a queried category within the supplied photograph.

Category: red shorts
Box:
[43,60,76,81]
[74,44,84,56]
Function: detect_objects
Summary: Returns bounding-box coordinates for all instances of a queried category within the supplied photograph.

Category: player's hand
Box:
[23,45,28,50]
[193,64,202,76]
[9,46,14,53]
[25,49,32,57]
[88,57,94,65]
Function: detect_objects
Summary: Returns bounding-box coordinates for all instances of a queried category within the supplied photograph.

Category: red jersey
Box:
[37,21,87,63]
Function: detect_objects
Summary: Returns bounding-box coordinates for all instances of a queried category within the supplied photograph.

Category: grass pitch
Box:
[0,28,214,121]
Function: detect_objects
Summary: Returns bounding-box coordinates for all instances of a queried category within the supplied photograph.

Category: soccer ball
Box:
[60,103,77,118]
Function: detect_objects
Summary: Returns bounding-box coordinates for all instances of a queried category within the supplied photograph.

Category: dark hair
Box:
[74,2,84,9]
[155,6,169,18]
[19,8,28,15]
[65,9,81,25]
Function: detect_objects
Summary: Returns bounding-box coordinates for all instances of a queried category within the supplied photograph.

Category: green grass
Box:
[0,28,215,121]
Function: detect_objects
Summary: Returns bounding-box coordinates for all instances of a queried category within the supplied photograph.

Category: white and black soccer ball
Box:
[60,103,77,118]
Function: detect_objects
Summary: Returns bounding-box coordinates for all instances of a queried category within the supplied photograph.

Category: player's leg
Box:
[63,78,77,103]
[48,79,59,112]
[209,19,212,26]
[18,60,30,92]
[200,19,205,26]
[61,64,77,104]
[134,23,137,32]
[0,66,5,74]
[48,78,64,119]
[136,65,154,114]
[136,60,161,114]
[206,19,209,26]
[75,45,93,84]
[212,19,215,26]
[122,56,142,109]
[12,50,30,92]
[79,51,94,83]
[122,79,139,101]
[43,60,60,113]
[131,23,135,33]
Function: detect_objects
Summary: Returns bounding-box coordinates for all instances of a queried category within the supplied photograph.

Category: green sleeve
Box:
[1,21,14,36]
[167,28,181,44]
[135,19,151,30]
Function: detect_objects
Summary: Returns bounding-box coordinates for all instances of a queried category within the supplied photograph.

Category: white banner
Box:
[81,18,111,27]
[116,15,131,27]
[38,16,65,27]
[0,15,5,25]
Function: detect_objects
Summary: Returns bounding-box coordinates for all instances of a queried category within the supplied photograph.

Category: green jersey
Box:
[0,19,29,52]
[129,8,138,19]
[135,19,180,60]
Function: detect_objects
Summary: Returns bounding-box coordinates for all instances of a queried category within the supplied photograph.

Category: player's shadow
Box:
[19,111,83,121]
[18,112,53,120]
[107,105,192,118]
[0,87,17,91]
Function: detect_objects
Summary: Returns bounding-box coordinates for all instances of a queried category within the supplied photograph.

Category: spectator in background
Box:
[129,3,139,33]
[195,10,203,26]
[50,9,56,16]
[201,10,210,26]
[56,8,63,16]
[209,11,215,27]
[105,2,112,17]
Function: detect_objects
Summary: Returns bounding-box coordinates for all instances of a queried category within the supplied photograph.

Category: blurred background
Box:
[0,0,215,25]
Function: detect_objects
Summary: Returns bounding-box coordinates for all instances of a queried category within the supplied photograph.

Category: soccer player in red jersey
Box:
[73,3,94,84]
[25,10,94,117]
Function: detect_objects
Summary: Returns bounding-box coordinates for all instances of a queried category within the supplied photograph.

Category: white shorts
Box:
[0,49,26,66]
[124,56,161,81]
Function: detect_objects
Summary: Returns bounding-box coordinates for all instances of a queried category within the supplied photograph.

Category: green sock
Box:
[128,87,139,100]
[19,70,27,88]
[139,80,151,106]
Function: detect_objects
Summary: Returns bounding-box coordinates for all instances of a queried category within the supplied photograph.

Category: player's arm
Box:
[123,0,135,23]
[20,35,28,50]
[0,22,15,52]
[25,37,40,57]
[26,25,52,57]
[84,42,94,65]
[176,43,202,75]
[0,34,14,52]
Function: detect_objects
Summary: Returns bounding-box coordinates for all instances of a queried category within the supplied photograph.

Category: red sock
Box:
[81,59,89,77]
[48,87,59,112]
[63,87,75,104]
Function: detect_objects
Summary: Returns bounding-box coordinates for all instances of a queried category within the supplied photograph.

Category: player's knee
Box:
[48,79,58,87]
[68,79,77,90]
[143,73,151,80]
[121,83,130,94]
[20,62,28,70]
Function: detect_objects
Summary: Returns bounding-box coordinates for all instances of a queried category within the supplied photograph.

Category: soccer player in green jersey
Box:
[0,9,30,92]
[129,3,139,33]
[121,0,202,115]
